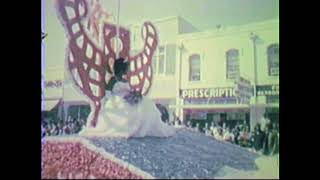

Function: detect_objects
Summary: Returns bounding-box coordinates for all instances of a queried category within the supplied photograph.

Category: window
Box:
[226,49,240,80]
[152,45,166,75]
[158,46,165,74]
[152,44,176,75]
[165,44,176,75]
[266,95,279,104]
[189,111,207,119]
[268,44,279,76]
[189,54,201,81]
[152,52,157,73]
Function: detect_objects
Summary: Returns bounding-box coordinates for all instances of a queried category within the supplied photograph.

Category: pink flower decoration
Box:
[42,140,144,179]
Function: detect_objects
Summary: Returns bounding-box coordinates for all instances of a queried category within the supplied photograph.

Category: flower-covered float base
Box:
[42,129,261,179]
[42,137,154,179]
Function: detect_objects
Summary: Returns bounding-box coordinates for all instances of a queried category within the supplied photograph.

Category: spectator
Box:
[232,124,241,145]
[172,112,177,123]
[174,118,182,128]
[67,116,71,123]
[156,104,169,123]
[262,122,272,155]
[270,123,279,155]
[186,121,191,128]
[195,123,200,132]
[58,122,64,135]
[251,123,264,152]
[205,124,211,136]
[42,125,46,139]
[63,124,71,135]
[80,118,86,129]
[212,125,218,137]
[239,126,251,147]
[213,127,223,140]
[260,113,270,131]
[46,127,51,136]
[42,117,87,136]
[222,123,227,130]
[209,124,215,137]
[50,124,57,135]
[222,123,227,135]
[223,127,234,143]
[243,121,249,132]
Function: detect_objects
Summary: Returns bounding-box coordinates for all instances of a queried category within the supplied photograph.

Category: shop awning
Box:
[169,104,251,113]
[169,104,250,109]
[249,104,279,108]
[41,99,60,111]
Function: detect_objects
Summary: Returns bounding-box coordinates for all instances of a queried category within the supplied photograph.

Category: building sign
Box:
[256,85,279,96]
[180,87,236,99]
[234,77,253,104]
[45,80,63,88]
[184,97,238,105]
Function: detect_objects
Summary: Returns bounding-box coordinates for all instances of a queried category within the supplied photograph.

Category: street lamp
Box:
[177,42,185,124]
[250,32,258,96]
[250,32,259,130]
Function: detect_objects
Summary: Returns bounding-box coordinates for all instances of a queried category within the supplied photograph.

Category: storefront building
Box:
[174,19,279,130]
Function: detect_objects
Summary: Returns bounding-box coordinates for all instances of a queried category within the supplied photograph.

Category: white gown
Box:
[79,81,176,138]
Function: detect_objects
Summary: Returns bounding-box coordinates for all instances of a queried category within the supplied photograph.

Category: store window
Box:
[67,105,91,120]
[226,112,246,121]
[190,111,207,120]
[266,107,279,124]
[226,49,240,80]
[266,95,279,104]
[189,54,201,81]
[267,44,279,76]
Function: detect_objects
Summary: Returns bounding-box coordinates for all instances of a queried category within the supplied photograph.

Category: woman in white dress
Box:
[79,58,176,138]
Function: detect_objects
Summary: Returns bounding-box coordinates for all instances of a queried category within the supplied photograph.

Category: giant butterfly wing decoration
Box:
[127,22,157,95]
[55,0,158,127]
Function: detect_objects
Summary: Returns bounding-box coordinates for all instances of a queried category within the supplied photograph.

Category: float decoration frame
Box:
[55,0,158,127]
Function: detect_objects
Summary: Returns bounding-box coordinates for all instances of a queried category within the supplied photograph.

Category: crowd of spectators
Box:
[42,116,86,136]
[42,110,279,157]
[182,116,279,156]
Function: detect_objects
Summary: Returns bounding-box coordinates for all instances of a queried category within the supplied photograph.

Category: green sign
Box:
[256,85,279,96]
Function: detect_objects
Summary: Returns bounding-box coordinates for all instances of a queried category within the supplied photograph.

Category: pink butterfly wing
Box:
[127,22,158,95]
[56,0,111,126]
